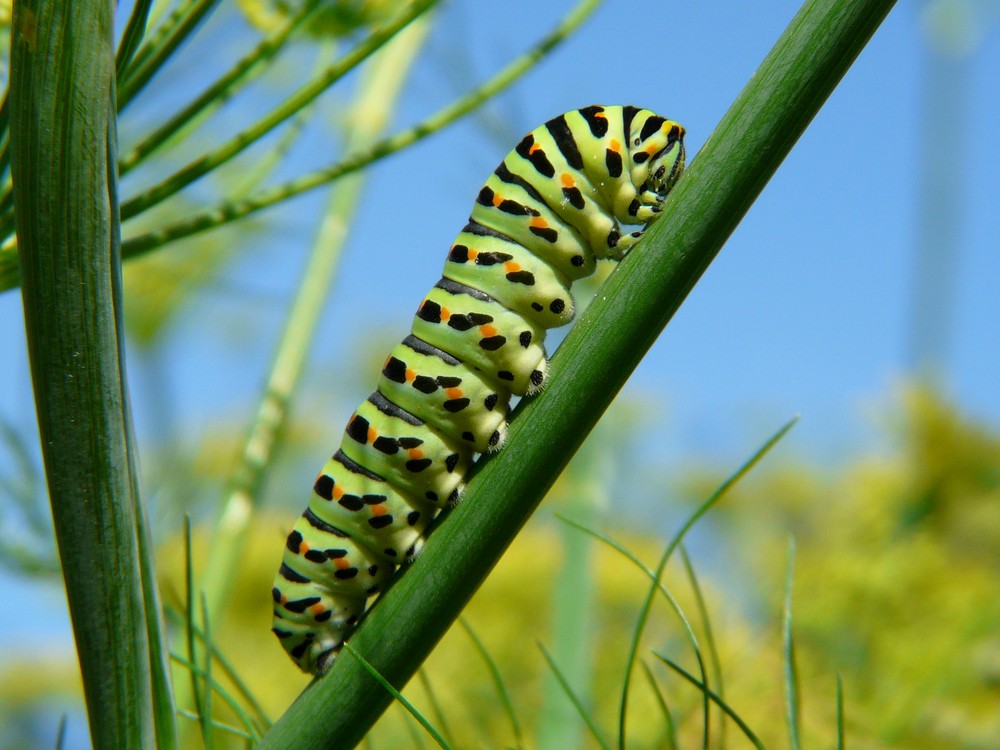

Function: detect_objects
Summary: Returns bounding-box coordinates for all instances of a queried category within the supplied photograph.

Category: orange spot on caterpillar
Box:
[332,485,344,500]
[405,368,416,382]
[445,387,463,399]
[504,261,521,273]
[371,504,388,517]
[560,173,575,188]
[334,557,350,570]
[300,541,310,553]
[440,307,451,320]
[407,448,424,460]
[468,249,478,259]
[480,325,497,338]
[609,139,622,154]
[492,193,503,207]
[529,143,542,154]
[529,217,547,228]
[367,427,377,443]
[310,603,326,615]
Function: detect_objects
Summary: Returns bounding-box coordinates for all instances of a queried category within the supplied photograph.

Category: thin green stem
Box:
[653,654,768,750]
[554,514,712,749]
[118,0,438,220]
[457,618,524,750]
[119,0,323,174]
[784,538,801,750]
[115,0,154,76]
[537,642,613,750]
[681,545,724,749]
[118,0,222,110]
[342,643,454,750]
[616,420,795,749]
[639,661,678,750]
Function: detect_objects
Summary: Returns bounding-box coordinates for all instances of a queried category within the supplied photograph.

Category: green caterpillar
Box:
[272,105,686,674]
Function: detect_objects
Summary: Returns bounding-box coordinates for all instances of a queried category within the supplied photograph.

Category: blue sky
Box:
[0,0,998,712]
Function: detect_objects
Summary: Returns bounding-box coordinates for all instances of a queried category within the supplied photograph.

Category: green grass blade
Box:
[118,0,439,221]
[163,604,273,732]
[10,1,156,746]
[458,618,524,750]
[119,0,323,174]
[680,544,724,748]
[184,518,211,748]
[258,0,894,745]
[784,538,801,750]
[537,642,612,750]
[553,514,713,749]
[169,653,263,743]
[134,471,179,750]
[617,419,797,748]
[836,673,846,750]
[342,643,453,750]
[639,661,678,750]
[654,653,768,750]
[115,0,154,76]
[417,670,454,749]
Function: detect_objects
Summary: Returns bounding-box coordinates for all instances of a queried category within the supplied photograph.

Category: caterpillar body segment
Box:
[376,335,511,454]
[273,105,685,674]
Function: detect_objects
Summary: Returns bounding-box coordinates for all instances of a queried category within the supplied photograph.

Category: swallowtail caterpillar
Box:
[272,105,686,674]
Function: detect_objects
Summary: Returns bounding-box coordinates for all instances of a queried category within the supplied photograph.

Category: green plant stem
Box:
[117,0,222,110]
[9,1,158,748]
[616,418,797,750]
[118,0,323,174]
[257,0,896,746]
[115,0,154,76]
[118,0,438,221]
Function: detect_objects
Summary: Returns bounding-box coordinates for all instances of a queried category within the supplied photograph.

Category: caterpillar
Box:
[272,105,686,674]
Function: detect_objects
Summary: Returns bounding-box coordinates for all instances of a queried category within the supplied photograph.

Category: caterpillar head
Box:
[630,113,686,205]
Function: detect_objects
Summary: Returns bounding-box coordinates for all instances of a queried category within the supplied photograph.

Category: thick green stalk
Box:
[258,0,897,747]
[9,1,158,748]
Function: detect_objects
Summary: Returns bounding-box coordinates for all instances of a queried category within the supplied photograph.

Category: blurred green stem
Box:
[118,0,438,221]
[198,10,432,632]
